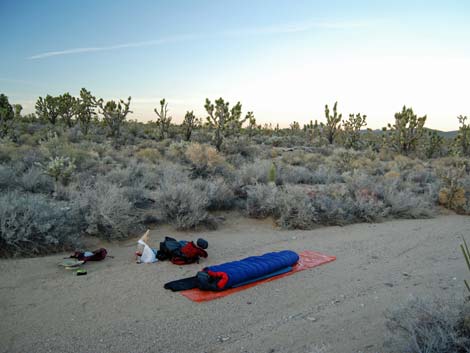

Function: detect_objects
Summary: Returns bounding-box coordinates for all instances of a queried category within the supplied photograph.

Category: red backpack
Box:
[170,242,208,265]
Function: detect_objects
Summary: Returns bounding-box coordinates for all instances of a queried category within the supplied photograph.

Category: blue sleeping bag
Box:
[200,250,299,290]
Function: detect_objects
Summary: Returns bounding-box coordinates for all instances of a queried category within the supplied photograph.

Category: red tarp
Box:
[181,250,336,302]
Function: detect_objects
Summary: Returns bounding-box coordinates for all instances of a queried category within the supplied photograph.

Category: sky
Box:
[1,0,470,131]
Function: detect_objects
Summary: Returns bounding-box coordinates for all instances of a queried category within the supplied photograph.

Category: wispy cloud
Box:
[29,34,199,60]
[29,20,372,60]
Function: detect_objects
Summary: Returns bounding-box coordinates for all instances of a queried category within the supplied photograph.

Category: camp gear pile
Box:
[157,236,208,265]
[164,250,299,292]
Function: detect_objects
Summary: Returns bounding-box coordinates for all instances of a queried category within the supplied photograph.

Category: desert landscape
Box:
[2,1,470,352]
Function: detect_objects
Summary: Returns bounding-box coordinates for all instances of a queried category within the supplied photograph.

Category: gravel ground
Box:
[1,214,469,353]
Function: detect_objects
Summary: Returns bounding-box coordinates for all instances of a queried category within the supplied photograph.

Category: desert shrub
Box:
[245,184,277,218]
[236,159,272,186]
[329,148,361,173]
[345,174,389,221]
[281,149,310,166]
[165,141,188,161]
[0,191,83,257]
[20,166,54,194]
[382,180,436,219]
[0,164,17,190]
[135,147,162,163]
[307,187,357,225]
[66,125,84,143]
[222,136,261,160]
[202,178,236,210]
[310,165,343,184]
[74,179,138,239]
[277,164,314,184]
[351,188,389,222]
[185,142,228,177]
[386,298,470,353]
[105,162,143,186]
[155,180,212,229]
[40,156,76,185]
[274,185,318,229]
[0,140,18,163]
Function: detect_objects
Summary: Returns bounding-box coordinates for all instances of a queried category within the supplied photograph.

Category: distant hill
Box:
[364,129,459,139]
[433,130,458,139]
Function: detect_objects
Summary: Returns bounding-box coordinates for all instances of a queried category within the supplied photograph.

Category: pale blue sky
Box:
[1,0,470,130]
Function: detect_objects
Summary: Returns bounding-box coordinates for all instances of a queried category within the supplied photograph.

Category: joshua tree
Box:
[154,99,172,139]
[76,88,98,135]
[204,98,250,151]
[343,113,367,150]
[246,112,258,137]
[0,94,14,136]
[12,104,22,119]
[98,96,132,138]
[181,110,200,141]
[290,121,300,131]
[304,120,323,145]
[388,106,426,155]
[57,93,78,128]
[456,115,470,157]
[324,101,342,144]
[425,130,443,159]
[36,95,60,125]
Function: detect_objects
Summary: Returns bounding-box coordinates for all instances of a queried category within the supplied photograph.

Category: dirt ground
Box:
[1,213,469,353]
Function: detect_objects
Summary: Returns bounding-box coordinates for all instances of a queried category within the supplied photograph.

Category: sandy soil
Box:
[1,214,469,353]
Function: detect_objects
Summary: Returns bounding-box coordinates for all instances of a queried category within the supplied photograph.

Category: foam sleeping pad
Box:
[200,250,299,290]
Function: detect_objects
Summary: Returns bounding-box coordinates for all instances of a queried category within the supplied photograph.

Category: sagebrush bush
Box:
[74,179,139,239]
[20,166,54,193]
[386,298,470,353]
[202,178,236,210]
[0,164,16,190]
[155,180,212,229]
[382,180,436,219]
[245,184,277,218]
[236,159,272,186]
[185,142,228,177]
[274,185,318,229]
[0,191,83,257]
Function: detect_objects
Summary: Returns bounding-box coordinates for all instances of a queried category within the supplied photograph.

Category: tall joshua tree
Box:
[204,97,250,151]
[456,115,470,157]
[324,101,342,144]
[343,113,367,150]
[0,94,14,136]
[98,96,132,138]
[154,99,172,139]
[76,88,98,135]
[57,93,78,128]
[388,106,426,155]
[181,110,200,141]
[36,95,60,125]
